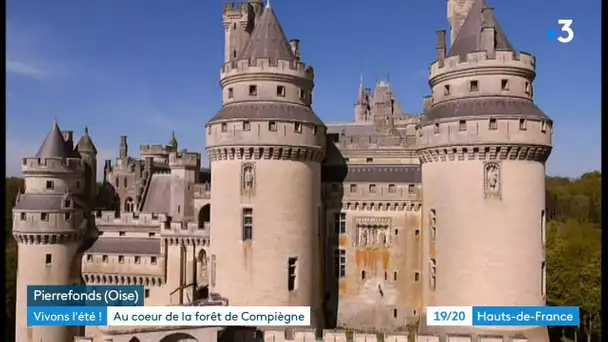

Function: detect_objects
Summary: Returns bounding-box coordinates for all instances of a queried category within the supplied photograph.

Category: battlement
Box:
[220,57,314,82]
[261,330,528,342]
[223,1,249,17]
[169,151,201,168]
[430,50,535,81]
[140,144,170,156]
[417,116,552,152]
[21,157,85,174]
[95,211,169,227]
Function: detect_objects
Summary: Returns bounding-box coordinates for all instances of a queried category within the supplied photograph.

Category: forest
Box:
[4,172,602,341]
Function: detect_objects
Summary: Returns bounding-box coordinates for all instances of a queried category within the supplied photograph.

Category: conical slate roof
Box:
[168,131,178,147]
[238,3,296,61]
[76,127,97,153]
[36,121,72,158]
[448,0,514,58]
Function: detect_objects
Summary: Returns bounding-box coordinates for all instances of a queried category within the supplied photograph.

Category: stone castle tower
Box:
[417,0,552,339]
[206,0,326,328]
[12,122,97,342]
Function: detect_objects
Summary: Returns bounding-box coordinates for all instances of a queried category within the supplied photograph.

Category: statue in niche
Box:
[242,164,254,190]
[358,227,368,246]
[484,162,501,198]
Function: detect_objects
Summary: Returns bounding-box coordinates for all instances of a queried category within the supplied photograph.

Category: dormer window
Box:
[228,88,234,99]
[64,200,71,208]
[277,86,285,97]
[469,80,479,92]
[541,121,547,133]
[299,89,307,100]
[294,122,302,133]
[41,213,49,221]
[20,213,26,220]
[312,126,318,135]
[248,85,258,96]
[369,184,376,193]
[443,85,450,95]
[501,79,509,90]
[269,121,277,131]
[519,119,527,130]
[64,213,71,220]
[459,120,466,131]
[221,123,228,132]
[243,121,251,131]
[434,123,440,134]
[489,118,498,130]
[46,181,54,190]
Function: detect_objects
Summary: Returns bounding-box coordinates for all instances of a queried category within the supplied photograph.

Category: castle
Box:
[12,0,553,341]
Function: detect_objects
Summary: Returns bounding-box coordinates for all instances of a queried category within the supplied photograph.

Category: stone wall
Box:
[262,330,528,342]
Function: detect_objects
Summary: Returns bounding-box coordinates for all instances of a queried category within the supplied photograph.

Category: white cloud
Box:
[6,59,45,78]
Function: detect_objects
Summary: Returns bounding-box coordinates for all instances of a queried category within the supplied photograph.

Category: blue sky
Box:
[6,0,601,178]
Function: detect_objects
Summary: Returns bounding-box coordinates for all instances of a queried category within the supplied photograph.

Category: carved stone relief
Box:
[483,161,501,199]
[356,225,391,247]
[241,163,255,195]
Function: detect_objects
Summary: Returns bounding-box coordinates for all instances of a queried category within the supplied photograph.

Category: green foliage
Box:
[546,172,602,341]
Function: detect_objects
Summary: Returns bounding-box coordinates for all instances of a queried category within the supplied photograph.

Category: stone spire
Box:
[168,130,178,148]
[449,0,514,58]
[76,126,98,154]
[239,2,296,62]
[36,121,72,158]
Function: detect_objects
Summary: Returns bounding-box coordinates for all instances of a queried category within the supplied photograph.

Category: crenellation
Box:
[22,157,85,174]
[220,57,314,80]
[169,151,201,168]
[94,211,169,227]
[417,118,552,151]
[430,51,535,80]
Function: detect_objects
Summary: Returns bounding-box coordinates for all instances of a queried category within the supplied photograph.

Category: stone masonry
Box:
[12,1,552,341]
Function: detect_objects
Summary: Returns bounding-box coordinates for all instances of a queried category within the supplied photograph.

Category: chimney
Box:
[481,8,496,57]
[120,136,128,158]
[436,30,446,64]
[423,96,433,112]
[289,39,300,60]
[62,131,74,149]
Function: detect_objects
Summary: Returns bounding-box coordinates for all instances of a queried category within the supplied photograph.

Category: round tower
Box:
[417,1,551,339]
[13,122,88,342]
[206,2,326,328]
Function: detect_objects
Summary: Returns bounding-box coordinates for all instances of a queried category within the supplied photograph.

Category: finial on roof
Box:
[386,72,390,84]
[266,0,271,8]
[84,126,89,134]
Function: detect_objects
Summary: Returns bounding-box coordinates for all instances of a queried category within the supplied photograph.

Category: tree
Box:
[546,220,602,341]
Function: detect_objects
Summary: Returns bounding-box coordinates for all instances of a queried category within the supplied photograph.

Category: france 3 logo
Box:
[548,19,574,44]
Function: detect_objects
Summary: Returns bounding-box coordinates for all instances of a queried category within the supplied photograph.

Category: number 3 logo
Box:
[557,19,574,43]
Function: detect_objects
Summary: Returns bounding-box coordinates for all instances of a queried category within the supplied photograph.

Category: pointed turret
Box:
[75,126,98,154]
[449,0,513,58]
[36,121,72,158]
[168,130,178,148]
[238,3,296,62]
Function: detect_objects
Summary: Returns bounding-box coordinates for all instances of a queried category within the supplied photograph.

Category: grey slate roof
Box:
[75,127,98,153]
[141,174,172,214]
[422,97,549,122]
[448,0,514,58]
[86,237,160,255]
[36,122,72,158]
[238,4,296,62]
[322,165,421,183]
[209,102,324,125]
[14,194,86,211]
